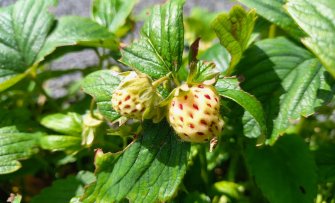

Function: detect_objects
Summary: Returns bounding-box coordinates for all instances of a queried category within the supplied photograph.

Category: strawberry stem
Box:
[152,73,172,88]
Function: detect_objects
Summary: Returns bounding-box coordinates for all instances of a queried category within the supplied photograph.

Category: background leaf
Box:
[286,0,335,78]
[82,70,122,121]
[121,0,184,79]
[40,135,82,152]
[212,5,256,75]
[83,121,190,202]
[238,0,304,38]
[314,143,335,183]
[0,127,42,174]
[37,16,119,62]
[245,134,317,203]
[0,0,56,91]
[215,77,266,138]
[31,171,96,203]
[236,37,334,143]
[40,113,83,135]
[91,0,137,34]
[199,43,230,73]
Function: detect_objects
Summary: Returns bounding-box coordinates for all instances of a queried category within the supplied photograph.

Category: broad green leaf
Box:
[245,135,317,203]
[0,0,56,91]
[40,135,82,151]
[236,37,334,143]
[31,171,96,203]
[199,43,230,73]
[286,0,335,78]
[91,0,137,33]
[83,121,190,202]
[238,0,304,38]
[0,127,42,174]
[121,0,184,79]
[314,143,335,182]
[37,16,119,62]
[82,70,122,121]
[41,113,83,135]
[215,78,266,139]
[212,5,256,76]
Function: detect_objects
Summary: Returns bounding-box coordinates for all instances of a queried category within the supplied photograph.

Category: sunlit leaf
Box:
[237,37,334,142]
[91,0,137,34]
[121,0,184,79]
[286,0,335,78]
[0,0,56,91]
[83,121,190,202]
[238,0,304,38]
[212,5,256,75]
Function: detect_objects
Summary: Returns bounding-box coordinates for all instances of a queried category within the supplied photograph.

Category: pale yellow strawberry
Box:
[168,84,224,143]
[111,72,162,121]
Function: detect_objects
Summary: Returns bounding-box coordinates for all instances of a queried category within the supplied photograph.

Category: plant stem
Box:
[227,152,239,181]
[269,24,277,38]
[94,48,104,68]
[199,146,210,191]
[90,98,99,119]
[152,73,171,88]
[171,73,180,87]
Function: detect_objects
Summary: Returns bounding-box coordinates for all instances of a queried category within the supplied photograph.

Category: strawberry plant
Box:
[0,0,335,203]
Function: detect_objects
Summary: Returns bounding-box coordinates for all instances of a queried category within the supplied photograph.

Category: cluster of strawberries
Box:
[111,72,223,143]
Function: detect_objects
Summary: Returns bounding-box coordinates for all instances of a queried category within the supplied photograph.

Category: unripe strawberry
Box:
[111,72,162,121]
[168,84,224,143]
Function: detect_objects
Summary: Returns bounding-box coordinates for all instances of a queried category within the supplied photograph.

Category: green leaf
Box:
[286,0,335,78]
[121,0,184,79]
[91,0,137,33]
[37,16,119,62]
[199,43,230,73]
[314,143,335,182]
[83,121,190,202]
[183,192,211,203]
[238,0,304,38]
[0,127,42,174]
[189,61,220,84]
[212,5,257,76]
[31,171,96,203]
[215,77,266,138]
[213,181,243,199]
[82,70,122,121]
[245,135,317,203]
[236,37,334,143]
[41,113,83,135]
[0,0,56,91]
